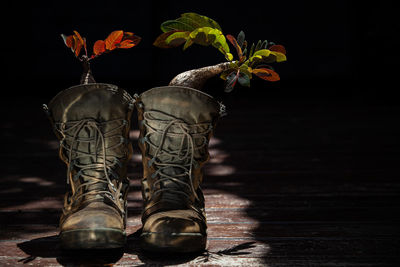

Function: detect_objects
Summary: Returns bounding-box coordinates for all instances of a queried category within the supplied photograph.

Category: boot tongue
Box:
[48,83,133,123]
[72,123,114,199]
[145,116,204,203]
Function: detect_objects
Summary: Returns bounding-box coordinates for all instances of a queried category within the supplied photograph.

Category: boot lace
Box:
[55,118,128,214]
[139,111,213,203]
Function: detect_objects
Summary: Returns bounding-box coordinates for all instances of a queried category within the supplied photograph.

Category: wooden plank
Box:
[2,221,397,242]
[1,203,398,227]
[2,238,397,266]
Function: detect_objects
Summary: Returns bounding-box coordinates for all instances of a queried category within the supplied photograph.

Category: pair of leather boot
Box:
[45,83,222,252]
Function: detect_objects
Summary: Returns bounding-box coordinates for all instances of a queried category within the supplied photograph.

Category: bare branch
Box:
[169,62,231,90]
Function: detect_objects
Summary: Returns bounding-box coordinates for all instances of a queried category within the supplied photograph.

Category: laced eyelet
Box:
[59,118,130,205]
[148,158,155,167]
[140,136,148,144]
[140,110,214,203]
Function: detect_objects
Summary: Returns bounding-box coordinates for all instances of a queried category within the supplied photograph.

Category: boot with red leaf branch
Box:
[44,29,141,250]
[61,30,141,84]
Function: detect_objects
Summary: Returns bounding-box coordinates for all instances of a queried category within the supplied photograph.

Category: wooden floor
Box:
[1,94,399,266]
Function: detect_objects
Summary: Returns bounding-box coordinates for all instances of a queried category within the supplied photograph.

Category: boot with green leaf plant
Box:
[135,12,287,253]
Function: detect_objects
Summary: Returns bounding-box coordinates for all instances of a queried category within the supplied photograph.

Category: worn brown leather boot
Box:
[135,86,222,252]
[45,83,135,249]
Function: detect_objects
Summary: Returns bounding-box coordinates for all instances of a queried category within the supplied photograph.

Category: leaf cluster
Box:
[153,13,233,61]
[153,13,287,92]
[221,31,287,92]
[61,30,141,62]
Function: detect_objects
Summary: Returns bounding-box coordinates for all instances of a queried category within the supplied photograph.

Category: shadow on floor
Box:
[17,235,124,266]
[17,228,257,266]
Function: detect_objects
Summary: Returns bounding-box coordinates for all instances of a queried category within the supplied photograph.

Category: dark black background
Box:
[4,1,399,102]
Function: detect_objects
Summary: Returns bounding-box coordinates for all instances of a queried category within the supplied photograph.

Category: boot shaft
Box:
[135,86,222,218]
[45,83,134,217]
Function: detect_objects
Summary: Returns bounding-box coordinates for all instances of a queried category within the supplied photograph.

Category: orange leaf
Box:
[73,30,87,52]
[61,34,74,48]
[252,68,280,82]
[269,44,286,55]
[117,40,136,49]
[73,31,85,45]
[105,30,123,50]
[72,35,82,57]
[93,40,106,55]
[122,32,141,45]
[123,31,134,38]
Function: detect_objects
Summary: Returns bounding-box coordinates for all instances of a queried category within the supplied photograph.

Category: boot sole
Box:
[140,232,206,253]
[60,228,126,249]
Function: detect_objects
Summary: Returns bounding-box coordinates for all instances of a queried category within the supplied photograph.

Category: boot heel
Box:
[60,228,126,249]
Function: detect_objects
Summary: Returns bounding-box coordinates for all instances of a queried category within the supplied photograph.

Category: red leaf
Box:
[122,31,135,39]
[73,31,86,48]
[73,31,83,42]
[61,34,74,48]
[269,44,286,55]
[118,39,139,48]
[93,40,106,55]
[105,30,124,50]
[72,35,82,57]
[226,34,243,59]
[252,68,280,82]
[122,32,141,45]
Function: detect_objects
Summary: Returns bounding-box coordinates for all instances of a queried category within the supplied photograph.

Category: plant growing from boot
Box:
[153,12,287,92]
[61,30,141,84]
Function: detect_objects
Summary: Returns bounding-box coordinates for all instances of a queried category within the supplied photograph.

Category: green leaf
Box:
[261,40,268,49]
[242,40,248,56]
[189,27,214,46]
[220,68,237,80]
[252,49,271,58]
[212,32,231,57]
[242,47,247,58]
[248,49,286,67]
[153,31,185,48]
[183,38,194,50]
[161,20,196,32]
[239,63,252,79]
[249,43,255,57]
[251,53,277,65]
[255,40,262,52]
[238,72,251,87]
[188,27,230,58]
[237,30,245,48]
[220,61,239,80]
[176,16,202,29]
[229,61,240,69]
[181,12,222,31]
[225,71,239,92]
[165,31,190,45]
[270,51,287,62]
